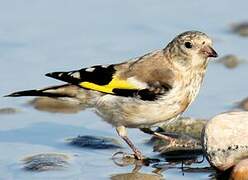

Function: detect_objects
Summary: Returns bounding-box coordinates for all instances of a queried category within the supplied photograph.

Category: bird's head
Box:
[165,31,218,69]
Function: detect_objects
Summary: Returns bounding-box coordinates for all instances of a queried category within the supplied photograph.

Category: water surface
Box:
[0,0,248,179]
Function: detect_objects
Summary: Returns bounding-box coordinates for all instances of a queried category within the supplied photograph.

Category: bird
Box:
[6,31,218,160]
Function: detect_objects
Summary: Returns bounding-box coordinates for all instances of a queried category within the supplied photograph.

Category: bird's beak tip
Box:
[209,47,218,58]
[201,46,218,58]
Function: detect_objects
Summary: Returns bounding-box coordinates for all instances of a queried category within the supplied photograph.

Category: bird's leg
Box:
[116,126,144,160]
[140,128,176,145]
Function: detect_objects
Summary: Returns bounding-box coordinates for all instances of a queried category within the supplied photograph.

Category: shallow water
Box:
[0,0,248,179]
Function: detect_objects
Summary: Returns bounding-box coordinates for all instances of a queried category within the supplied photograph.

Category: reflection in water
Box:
[112,151,161,169]
[111,172,162,180]
[111,154,216,180]
[0,107,20,115]
[29,97,88,114]
[111,152,164,179]
[111,154,163,180]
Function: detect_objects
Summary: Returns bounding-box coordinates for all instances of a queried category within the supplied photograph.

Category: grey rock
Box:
[152,117,206,155]
[231,22,248,37]
[22,153,70,171]
[153,133,202,155]
[158,117,207,140]
[202,111,248,171]
[216,55,244,69]
[67,135,121,149]
[0,107,20,114]
[238,97,248,111]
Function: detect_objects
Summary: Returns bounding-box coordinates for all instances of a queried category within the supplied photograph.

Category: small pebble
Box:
[231,22,248,37]
[0,107,20,115]
[238,97,248,111]
[22,153,70,171]
[68,135,121,149]
[231,159,248,180]
[217,55,243,69]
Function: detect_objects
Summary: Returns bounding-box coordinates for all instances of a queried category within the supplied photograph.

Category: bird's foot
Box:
[112,150,145,161]
[168,138,177,147]
[133,148,145,160]
[140,128,177,145]
[112,151,160,168]
[154,132,176,143]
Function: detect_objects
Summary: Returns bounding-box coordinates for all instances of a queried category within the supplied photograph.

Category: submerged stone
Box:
[153,133,203,156]
[216,55,244,69]
[202,111,248,171]
[238,97,248,111]
[231,22,248,37]
[68,135,121,149]
[0,107,20,115]
[151,117,206,156]
[158,117,207,140]
[22,153,70,171]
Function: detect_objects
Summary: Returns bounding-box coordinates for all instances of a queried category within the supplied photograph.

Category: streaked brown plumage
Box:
[6,31,218,160]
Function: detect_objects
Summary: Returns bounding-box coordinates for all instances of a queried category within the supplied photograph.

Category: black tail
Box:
[5,90,47,97]
[5,84,75,98]
[5,90,65,97]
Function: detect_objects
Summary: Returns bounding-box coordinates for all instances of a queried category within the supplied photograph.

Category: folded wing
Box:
[45,64,172,101]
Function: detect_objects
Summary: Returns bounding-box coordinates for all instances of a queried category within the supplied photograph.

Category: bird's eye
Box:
[184,42,192,49]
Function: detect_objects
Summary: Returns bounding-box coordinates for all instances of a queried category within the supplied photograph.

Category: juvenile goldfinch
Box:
[7,31,218,160]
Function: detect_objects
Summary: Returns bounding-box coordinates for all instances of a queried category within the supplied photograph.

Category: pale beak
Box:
[201,45,218,58]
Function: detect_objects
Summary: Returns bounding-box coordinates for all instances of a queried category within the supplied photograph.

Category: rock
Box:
[158,117,207,140]
[231,159,248,180]
[29,97,87,113]
[231,22,248,37]
[0,107,20,114]
[202,111,248,171]
[182,167,214,173]
[151,117,206,155]
[216,55,244,69]
[238,97,248,111]
[22,153,70,171]
[67,135,121,149]
[153,133,202,155]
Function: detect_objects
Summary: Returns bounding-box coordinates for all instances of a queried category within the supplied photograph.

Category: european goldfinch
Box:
[7,31,218,160]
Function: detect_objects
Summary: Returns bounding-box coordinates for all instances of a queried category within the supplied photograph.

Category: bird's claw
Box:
[112,151,145,161]
[133,150,145,160]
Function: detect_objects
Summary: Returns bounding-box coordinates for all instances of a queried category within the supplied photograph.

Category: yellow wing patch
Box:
[79,76,138,94]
